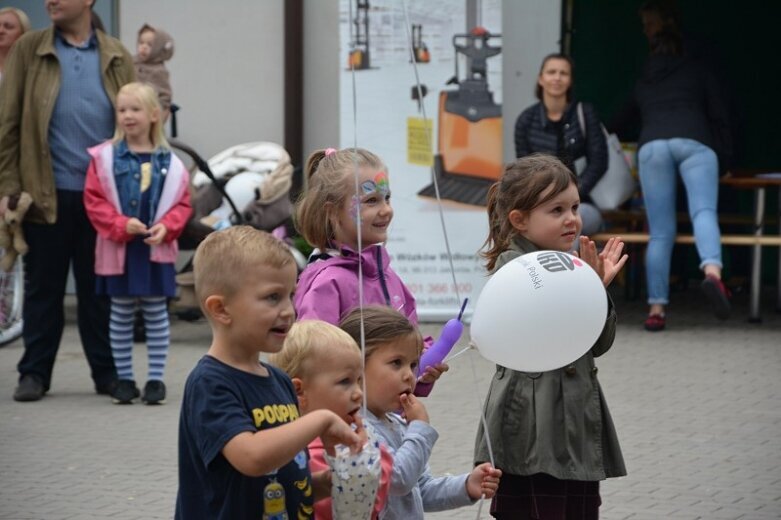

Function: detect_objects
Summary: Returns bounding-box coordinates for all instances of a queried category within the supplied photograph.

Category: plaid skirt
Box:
[491,473,601,520]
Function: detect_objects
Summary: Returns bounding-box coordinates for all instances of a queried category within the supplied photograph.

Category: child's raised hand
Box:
[418,362,449,385]
[576,236,602,278]
[399,392,429,424]
[465,462,502,500]
[144,223,168,245]
[319,410,363,456]
[125,217,147,235]
[577,236,628,287]
[599,237,628,287]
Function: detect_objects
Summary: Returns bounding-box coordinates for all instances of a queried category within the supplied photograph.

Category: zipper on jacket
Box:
[375,245,391,306]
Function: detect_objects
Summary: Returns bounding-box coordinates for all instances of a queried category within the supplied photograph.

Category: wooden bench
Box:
[600,210,777,227]
[591,171,781,322]
[591,229,781,322]
[592,232,781,247]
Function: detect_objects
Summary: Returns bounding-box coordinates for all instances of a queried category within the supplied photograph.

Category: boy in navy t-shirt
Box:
[175,227,364,520]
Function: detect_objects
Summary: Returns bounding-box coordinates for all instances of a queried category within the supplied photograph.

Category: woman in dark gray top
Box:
[613,17,732,332]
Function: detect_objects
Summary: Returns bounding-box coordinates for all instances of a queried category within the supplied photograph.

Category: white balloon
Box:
[470,250,607,372]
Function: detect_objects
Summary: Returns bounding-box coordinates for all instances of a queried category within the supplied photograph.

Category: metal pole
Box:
[466,0,478,71]
[749,187,766,322]
[777,187,781,311]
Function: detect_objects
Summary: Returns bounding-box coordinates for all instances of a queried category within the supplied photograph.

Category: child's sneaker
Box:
[112,379,140,404]
[142,380,166,405]
[701,274,731,320]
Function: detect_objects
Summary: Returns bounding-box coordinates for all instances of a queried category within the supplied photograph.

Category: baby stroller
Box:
[167,139,305,321]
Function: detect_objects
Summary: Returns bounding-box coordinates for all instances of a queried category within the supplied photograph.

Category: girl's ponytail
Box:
[481,181,509,272]
[304,149,328,182]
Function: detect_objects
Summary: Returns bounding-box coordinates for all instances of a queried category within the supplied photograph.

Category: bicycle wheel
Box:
[0,253,24,346]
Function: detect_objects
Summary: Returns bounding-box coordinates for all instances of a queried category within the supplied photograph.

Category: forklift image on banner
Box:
[418,27,502,207]
[411,24,430,63]
[347,0,372,70]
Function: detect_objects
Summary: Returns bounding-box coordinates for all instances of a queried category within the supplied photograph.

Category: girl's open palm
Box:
[577,236,628,287]
[598,237,628,287]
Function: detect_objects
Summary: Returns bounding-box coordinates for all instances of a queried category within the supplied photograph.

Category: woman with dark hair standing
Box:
[613,1,732,331]
[514,53,608,236]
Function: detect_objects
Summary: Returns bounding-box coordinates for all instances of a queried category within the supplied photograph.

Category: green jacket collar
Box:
[510,235,539,254]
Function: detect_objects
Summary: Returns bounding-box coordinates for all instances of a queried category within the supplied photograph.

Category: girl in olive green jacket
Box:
[474,154,628,519]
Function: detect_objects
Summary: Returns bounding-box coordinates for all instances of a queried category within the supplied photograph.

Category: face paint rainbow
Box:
[359,172,390,196]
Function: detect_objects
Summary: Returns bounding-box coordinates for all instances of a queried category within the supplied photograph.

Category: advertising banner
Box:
[339,0,502,320]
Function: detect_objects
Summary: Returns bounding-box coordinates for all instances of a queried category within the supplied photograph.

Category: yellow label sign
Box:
[407,117,433,166]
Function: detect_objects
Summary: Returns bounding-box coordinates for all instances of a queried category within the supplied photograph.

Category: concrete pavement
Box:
[1,287,779,520]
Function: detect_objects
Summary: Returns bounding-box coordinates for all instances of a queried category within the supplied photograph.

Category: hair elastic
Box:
[325,147,337,156]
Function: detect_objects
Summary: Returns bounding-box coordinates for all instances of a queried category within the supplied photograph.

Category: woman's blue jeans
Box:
[638,138,722,305]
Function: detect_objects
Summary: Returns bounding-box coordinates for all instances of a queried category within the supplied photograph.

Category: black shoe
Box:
[142,380,166,405]
[701,275,731,321]
[95,379,118,396]
[112,379,140,404]
[13,374,45,402]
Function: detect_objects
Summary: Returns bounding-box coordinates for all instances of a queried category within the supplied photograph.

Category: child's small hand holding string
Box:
[465,463,502,500]
[418,362,449,385]
[577,236,628,287]
[125,217,147,235]
[144,223,168,245]
[400,393,429,424]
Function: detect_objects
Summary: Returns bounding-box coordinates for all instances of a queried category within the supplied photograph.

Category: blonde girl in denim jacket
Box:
[84,82,191,405]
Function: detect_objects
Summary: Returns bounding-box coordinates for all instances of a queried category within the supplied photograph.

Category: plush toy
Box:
[0,192,33,272]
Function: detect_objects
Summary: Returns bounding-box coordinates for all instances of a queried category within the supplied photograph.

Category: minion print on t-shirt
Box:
[252,400,312,519]
[262,480,288,520]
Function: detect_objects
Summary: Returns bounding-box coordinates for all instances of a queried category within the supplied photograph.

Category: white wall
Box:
[118,0,285,160]
[302,0,340,160]
[501,0,561,162]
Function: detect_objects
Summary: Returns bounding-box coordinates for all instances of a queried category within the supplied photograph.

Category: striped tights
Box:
[109,296,169,381]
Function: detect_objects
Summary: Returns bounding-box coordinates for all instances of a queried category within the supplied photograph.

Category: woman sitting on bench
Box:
[513,53,608,237]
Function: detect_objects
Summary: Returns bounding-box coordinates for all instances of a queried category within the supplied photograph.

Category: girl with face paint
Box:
[294,148,449,397]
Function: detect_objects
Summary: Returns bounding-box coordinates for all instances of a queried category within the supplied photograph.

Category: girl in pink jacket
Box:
[294,147,447,395]
[84,82,191,405]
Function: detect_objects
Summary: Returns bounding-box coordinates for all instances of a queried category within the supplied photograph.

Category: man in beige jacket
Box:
[0,0,135,402]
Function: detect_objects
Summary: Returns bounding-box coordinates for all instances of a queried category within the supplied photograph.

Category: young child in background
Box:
[294,147,447,394]
[84,82,191,405]
[474,153,627,519]
[270,320,393,520]
[175,227,363,520]
[134,23,174,120]
[340,305,502,519]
